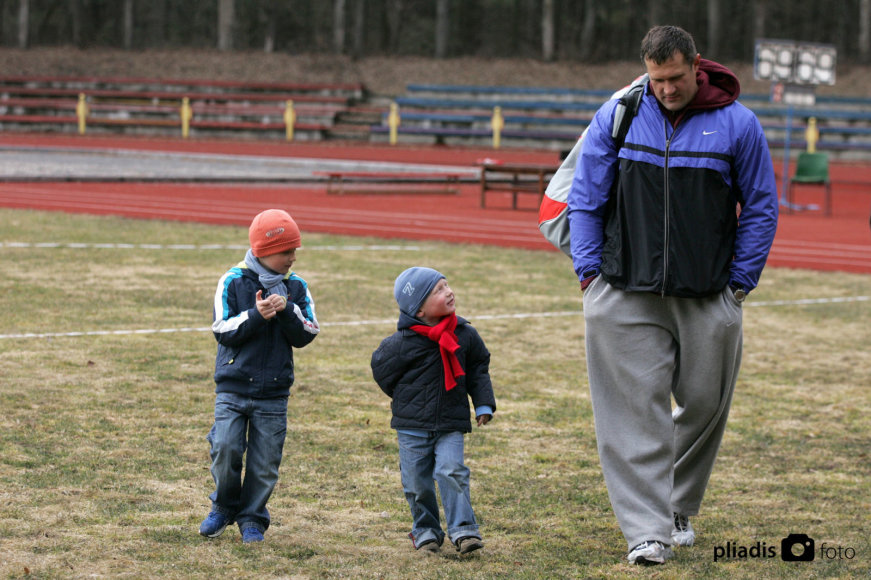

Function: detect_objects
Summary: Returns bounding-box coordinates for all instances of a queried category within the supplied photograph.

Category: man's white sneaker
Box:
[627,541,673,565]
[671,513,695,547]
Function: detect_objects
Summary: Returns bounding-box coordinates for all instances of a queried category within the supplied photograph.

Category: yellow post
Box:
[491,106,504,149]
[180,97,193,139]
[388,102,400,146]
[76,93,88,135]
[805,116,819,153]
[284,100,296,141]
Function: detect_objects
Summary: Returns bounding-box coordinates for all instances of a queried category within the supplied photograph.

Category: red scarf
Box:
[410,313,465,391]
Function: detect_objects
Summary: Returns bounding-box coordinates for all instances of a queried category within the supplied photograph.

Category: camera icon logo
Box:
[781,533,815,561]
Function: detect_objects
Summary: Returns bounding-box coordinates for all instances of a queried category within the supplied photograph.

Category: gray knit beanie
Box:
[394,267,445,317]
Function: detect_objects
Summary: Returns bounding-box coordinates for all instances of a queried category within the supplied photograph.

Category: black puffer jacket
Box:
[371,314,496,433]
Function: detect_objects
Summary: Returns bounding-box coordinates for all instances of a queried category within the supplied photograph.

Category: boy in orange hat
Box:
[199,209,320,543]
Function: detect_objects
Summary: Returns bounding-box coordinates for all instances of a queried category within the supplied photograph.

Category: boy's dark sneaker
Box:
[199,512,231,538]
[241,527,264,544]
[456,536,484,554]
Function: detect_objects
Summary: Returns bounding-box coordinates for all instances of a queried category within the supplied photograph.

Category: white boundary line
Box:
[1,298,868,340]
[1,242,423,251]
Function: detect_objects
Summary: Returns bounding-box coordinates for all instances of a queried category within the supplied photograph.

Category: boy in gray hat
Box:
[371,267,496,555]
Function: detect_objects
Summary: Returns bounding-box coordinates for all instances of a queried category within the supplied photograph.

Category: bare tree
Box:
[351,0,364,59]
[861,0,871,63]
[260,0,276,53]
[17,0,29,48]
[542,0,554,61]
[579,0,595,60]
[752,0,767,41]
[123,0,134,49]
[648,0,663,27]
[333,0,346,53]
[435,0,449,58]
[217,0,235,51]
[707,0,720,56]
[148,0,166,46]
[385,0,403,53]
[70,0,82,47]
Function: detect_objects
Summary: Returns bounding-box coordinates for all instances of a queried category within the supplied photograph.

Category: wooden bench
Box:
[0,75,365,99]
[0,75,362,139]
[0,95,336,138]
[316,171,463,195]
[0,85,351,105]
[479,162,559,209]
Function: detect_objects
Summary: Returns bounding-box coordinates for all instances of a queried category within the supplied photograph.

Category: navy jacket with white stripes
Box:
[211,262,319,398]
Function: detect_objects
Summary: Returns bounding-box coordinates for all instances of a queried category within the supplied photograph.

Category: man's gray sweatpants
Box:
[582,277,743,549]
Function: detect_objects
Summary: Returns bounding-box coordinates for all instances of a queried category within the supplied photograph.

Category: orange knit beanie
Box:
[248,209,301,257]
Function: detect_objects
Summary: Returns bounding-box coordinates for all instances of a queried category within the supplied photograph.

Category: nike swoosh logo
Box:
[703,130,718,135]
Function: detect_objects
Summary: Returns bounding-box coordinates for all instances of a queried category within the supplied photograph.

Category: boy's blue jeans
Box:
[207,392,288,533]
[397,430,480,547]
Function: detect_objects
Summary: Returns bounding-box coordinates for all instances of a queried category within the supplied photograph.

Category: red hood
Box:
[691,58,740,110]
[657,58,740,126]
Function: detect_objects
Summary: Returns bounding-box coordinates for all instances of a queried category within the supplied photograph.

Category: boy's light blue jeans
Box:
[397,430,480,548]
[207,392,288,534]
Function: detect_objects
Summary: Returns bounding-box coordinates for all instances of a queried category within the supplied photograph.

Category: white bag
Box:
[537,75,648,256]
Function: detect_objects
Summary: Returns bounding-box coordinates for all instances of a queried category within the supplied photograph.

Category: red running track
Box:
[1,133,870,274]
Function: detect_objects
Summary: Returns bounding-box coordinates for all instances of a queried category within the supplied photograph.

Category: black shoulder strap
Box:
[611,78,646,149]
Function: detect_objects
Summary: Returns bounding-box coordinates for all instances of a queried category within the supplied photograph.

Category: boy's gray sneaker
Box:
[627,541,673,565]
[417,539,440,554]
[672,513,695,547]
[456,536,484,554]
[199,512,231,538]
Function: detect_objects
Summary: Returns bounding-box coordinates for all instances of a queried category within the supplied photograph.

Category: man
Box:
[567,25,778,565]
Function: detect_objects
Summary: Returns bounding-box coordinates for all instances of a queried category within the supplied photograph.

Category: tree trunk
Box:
[579,0,595,60]
[123,0,134,49]
[217,0,235,51]
[648,0,663,27]
[149,0,166,46]
[541,0,554,61]
[351,0,364,59]
[752,0,767,41]
[333,0,346,53]
[17,0,29,48]
[70,0,82,47]
[260,0,275,53]
[435,0,449,58]
[385,0,402,53]
[860,0,871,63]
[707,0,720,56]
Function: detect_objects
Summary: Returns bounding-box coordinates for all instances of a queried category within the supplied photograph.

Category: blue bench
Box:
[370,124,581,144]
[406,82,871,110]
[387,84,871,154]
[405,83,614,100]
[382,111,591,127]
[395,96,601,113]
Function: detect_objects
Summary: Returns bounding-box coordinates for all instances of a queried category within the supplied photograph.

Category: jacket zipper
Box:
[662,118,672,297]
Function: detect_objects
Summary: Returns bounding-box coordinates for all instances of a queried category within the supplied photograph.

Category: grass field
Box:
[1,208,869,579]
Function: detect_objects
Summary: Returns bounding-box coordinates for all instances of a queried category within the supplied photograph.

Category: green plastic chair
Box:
[788,151,831,216]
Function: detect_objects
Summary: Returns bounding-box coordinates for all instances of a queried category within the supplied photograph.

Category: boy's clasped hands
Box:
[255,289,287,320]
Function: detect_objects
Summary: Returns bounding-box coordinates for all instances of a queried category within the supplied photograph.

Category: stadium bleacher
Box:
[2,75,870,157]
